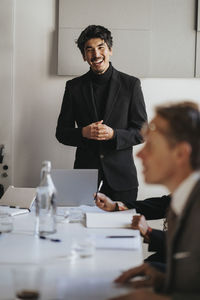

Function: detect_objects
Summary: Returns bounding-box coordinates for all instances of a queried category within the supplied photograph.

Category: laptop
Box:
[51,169,98,206]
[0,186,36,215]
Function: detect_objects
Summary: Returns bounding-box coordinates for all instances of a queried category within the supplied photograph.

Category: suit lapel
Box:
[103,68,121,123]
[81,72,98,122]
[165,179,200,291]
[169,179,200,247]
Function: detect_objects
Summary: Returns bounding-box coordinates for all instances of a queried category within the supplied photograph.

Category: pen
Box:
[39,235,61,242]
[106,236,136,238]
[94,180,103,201]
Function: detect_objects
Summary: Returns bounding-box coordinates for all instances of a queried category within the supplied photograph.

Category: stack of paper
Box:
[86,209,136,228]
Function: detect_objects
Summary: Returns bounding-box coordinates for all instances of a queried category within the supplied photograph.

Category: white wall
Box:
[3,0,200,199]
[0,0,14,190]
[136,78,200,199]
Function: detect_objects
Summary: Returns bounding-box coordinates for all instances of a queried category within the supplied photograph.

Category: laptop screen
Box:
[51,169,98,206]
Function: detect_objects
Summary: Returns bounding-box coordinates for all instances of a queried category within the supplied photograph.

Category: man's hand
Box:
[109,289,170,300]
[94,192,116,211]
[131,215,148,237]
[82,120,114,140]
[114,263,165,290]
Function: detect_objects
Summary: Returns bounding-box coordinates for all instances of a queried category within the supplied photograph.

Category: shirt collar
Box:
[89,62,113,83]
[171,171,200,215]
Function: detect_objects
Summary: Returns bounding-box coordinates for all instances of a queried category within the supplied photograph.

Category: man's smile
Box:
[91,58,104,64]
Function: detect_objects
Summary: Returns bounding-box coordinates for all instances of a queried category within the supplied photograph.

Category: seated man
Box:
[109,101,200,300]
[95,192,170,219]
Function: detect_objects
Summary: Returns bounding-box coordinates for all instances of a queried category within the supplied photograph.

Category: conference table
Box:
[0,207,143,300]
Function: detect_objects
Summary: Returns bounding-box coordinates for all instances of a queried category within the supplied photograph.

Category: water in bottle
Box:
[35,161,57,236]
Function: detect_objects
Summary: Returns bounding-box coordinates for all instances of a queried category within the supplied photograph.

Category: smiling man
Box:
[56,25,147,207]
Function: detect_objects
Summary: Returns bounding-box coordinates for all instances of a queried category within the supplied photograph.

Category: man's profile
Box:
[110,101,200,300]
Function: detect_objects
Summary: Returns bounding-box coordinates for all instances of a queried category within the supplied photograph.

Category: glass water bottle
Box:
[35,161,57,236]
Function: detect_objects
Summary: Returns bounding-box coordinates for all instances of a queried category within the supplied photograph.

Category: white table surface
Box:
[0,209,143,300]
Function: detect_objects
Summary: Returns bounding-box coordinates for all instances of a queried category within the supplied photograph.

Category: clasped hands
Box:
[82,120,114,140]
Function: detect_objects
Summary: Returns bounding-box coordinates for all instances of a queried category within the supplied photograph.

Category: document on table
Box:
[91,231,140,250]
[0,206,30,216]
[79,205,105,213]
[86,209,136,228]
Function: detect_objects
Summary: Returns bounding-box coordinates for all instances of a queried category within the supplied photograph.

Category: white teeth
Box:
[93,59,103,64]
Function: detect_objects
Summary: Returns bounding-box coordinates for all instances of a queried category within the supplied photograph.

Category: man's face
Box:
[137,115,178,187]
[83,38,112,74]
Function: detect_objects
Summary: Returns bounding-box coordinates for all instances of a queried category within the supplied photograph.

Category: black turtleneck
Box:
[89,63,113,120]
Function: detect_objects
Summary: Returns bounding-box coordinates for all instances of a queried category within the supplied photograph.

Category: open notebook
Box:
[0,186,36,216]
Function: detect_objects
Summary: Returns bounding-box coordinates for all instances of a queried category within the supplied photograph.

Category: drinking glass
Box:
[12,266,43,300]
[0,212,13,233]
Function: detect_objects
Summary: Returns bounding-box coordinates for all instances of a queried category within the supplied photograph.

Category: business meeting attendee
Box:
[110,101,200,300]
[56,25,147,208]
[95,192,170,217]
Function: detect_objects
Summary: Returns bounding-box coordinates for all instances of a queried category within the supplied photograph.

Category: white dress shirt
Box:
[171,171,200,216]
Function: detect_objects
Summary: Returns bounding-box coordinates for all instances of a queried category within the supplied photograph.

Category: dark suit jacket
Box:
[134,195,170,265]
[145,229,166,265]
[134,195,171,220]
[164,179,200,299]
[56,66,147,191]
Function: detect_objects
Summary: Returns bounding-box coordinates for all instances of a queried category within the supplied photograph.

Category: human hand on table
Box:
[131,215,149,237]
[114,263,165,290]
[94,192,116,211]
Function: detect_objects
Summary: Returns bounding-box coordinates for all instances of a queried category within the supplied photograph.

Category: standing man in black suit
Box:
[56,25,147,208]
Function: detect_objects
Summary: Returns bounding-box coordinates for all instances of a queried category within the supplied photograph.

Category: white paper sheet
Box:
[91,231,140,250]
[0,206,29,216]
[79,205,105,213]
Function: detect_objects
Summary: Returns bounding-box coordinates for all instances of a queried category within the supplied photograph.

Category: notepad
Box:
[86,209,136,228]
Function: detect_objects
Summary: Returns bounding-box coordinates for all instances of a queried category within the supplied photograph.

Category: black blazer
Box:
[144,231,166,274]
[56,67,147,191]
[134,195,171,265]
[133,195,171,220]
